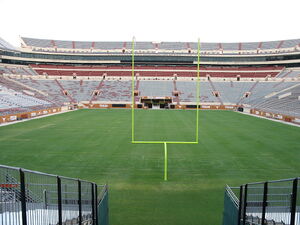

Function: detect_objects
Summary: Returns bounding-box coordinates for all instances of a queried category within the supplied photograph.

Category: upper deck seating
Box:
[0,64,38,76]
[276,69,300,78]
[241,42,260,51]
[20,37,300,55]
[30,65,283,78]
[261,41,280,50]
[222,43,239,51]
[94,42,123,50]
[160,42,186,50]
[132,42,155,50]
[0,37,17,51]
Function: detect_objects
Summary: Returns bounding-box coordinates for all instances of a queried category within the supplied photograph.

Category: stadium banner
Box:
[9,115,17,121]
[83,102,237,110]
[83,103,131,109]
[0,107,61,124]
[250,109,297,123]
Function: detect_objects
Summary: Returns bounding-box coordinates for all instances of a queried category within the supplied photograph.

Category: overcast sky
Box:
[1,0,300,47]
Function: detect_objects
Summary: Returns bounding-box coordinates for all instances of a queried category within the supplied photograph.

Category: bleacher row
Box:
[0,84,54,116]
[21,37,300,54]
[0,64,38,76]
[27,65,295,78]
[2,64,299,79]
[0,74,299,117]
[0,75,58,115]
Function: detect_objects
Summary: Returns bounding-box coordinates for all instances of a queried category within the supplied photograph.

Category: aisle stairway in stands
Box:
[90,78,105,103]
[208,79,223,105]
[55,79,76,103]
[173,79,180,105]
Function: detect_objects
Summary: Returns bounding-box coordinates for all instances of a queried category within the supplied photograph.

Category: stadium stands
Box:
[0,37,17,51]
[159,42,186,50]
[21,37,300,55]
[276,69,300,78]
[2,74,299,110]
[176,81,218,103]
[97,80,131,102]
[0,36,299,122]
[13,78,71,104]
[240,82,296,105]
[139,81,173,97]
[0,81,54,116]
[253,84,300,117]
[30,64,284,78]
[1,35,299,225]
[1,62,299,120]
[0,64,38,76]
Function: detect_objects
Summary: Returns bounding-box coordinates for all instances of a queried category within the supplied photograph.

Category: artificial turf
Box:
[0,109,299,225]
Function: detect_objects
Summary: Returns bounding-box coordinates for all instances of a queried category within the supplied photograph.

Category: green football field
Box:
[0,109,299,225]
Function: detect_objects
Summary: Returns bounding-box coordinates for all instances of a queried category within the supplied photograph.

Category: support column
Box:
[164,142,168,181]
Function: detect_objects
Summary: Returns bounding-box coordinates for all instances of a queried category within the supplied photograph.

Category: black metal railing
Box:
[222,177,299,225]
[0,164,108,225]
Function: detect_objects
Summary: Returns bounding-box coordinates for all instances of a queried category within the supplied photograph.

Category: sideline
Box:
[0,110,76,127]
[236,111,300,128]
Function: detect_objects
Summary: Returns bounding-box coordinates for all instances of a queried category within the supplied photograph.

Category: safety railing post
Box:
[237,185,243,225]
[78,179,82,225]
[261,182,268,225]
[92,183,96,225]
[57,176,62,225]
[20,169,27,225]
[242,184,248,225]
[290,178,298,225]
[95,184,98,225]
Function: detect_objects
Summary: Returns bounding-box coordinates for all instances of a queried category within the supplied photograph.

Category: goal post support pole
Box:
[164,142,168,181]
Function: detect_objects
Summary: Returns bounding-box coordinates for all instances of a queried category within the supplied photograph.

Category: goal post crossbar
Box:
[132,141,198,144]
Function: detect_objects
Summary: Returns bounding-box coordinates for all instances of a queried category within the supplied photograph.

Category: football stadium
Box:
[0,35,299,225]
[1,1,300,223]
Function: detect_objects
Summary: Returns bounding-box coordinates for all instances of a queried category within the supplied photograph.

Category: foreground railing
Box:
[223,185,239,225]
[0,165,108,225]
[97,185,109,225]
[223,177,300,225]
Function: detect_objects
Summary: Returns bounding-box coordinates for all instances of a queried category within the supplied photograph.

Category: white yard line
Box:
[0,110,76,127]
[236,111,300,128]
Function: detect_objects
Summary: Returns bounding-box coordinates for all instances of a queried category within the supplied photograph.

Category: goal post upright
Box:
[196,38,200,144]
[131,37,135,143]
